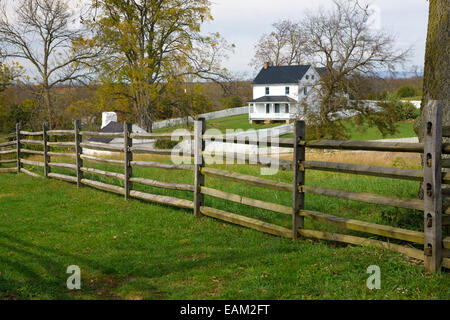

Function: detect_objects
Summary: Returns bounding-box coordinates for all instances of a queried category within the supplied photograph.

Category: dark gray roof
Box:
[89,121,123,143]
[253,65,311,84]
[249,96,297,103]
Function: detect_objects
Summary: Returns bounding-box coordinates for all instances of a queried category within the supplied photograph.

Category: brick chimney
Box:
[264,61,270,69]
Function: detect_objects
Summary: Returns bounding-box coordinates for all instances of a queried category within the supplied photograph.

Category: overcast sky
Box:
[202,0,429,78]
[2,0,429,80]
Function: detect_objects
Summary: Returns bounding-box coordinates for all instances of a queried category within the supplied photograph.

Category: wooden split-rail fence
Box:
[0,100,449,273]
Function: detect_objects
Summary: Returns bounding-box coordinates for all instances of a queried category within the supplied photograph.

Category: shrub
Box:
[155,139,179,149]
[397,86,416,98]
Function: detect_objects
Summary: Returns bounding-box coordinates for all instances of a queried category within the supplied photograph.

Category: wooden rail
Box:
[200,206,291,238]
[48,172,77,183]
[80,142,124,152]
[21,168,41,178]
[20,159,44,167]
[131,177,194,192]
[304,161,424,181]
[47,130,74,136]
[130,190,194,209]
[47,142,75,148]
[80,131,124,138]
[48,152,76,158]
[202,135,295,148]
[81,178,125,195]
[81,167,125,180]
[20,131,43,136]
[201,167,291,192]
[48,162,77,170]
[305,140,424,153]
[201,186,290,215]
[298,229,425,261]
[130,146,173,155]
[0,141,16,148]
[19,139,43,145]
[130,132,193,139]
[300,210,424,243]
[80,155,124,165]
[21,149,44,155]
[131,161,193,171]
[0,149,15,155]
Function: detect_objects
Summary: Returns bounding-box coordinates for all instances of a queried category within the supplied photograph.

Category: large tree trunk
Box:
[414,0,449,199]
[415,0,449,140]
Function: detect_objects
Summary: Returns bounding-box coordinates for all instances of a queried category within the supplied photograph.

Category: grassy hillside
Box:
[0,151,448,299]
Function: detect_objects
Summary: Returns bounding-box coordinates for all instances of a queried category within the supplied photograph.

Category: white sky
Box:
[202,0,429,77]
[2,0,429,79]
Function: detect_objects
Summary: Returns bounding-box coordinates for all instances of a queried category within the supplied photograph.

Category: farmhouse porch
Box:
[248,96,297,124]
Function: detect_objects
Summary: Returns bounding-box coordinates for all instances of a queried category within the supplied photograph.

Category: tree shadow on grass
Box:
[0,227,296,299]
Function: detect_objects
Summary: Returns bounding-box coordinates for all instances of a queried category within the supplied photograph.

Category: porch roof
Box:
[248,95,297,103]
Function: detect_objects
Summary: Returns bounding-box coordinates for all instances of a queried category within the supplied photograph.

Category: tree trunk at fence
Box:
[416,0,449,140]
[415,0,449,199]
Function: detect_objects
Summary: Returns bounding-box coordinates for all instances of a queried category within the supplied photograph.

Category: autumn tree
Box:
[0,0,104,128]
[299,0,410,139]
[89,0,232,132]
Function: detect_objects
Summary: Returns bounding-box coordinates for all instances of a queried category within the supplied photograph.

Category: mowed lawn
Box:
[0,151,449,299]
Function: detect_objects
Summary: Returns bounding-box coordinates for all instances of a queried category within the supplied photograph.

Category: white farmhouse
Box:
[248,63,326,124]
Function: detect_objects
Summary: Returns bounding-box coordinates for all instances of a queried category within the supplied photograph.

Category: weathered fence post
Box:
[194,117,206,217]
[292,120,306,239]
[43,122,50,178]
[423,100,443,272]
[74,120,83,188]
[16,123,21,173]
[124,122,133,200]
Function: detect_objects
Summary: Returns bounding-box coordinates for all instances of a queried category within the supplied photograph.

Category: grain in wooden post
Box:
[292,120,305,239]
[16,123,22,173]
[423,100,443,272]
[124,122,133,200]
[43,123,50,177]
[194,118,206,217]
[74,120,83,188]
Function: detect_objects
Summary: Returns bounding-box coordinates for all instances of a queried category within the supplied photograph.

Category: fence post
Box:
[194,117,206,217]
[292,120,306,239]
[43,122,50,178]
[74,120,83,188]
[124,122,133,200]
[423,100,442,272]
[16,123,21,173]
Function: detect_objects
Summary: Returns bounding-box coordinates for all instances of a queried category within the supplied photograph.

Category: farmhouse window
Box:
[275,104,280,113]
[266,104,270,113]
[306,75,309,80]
[265,87,270,95]
[285,87,290,95]
[285,104,289,113]
[304,87,307,95]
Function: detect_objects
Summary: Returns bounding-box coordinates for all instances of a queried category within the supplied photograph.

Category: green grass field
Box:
[0,151,448,299]
[154,113,416,141]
